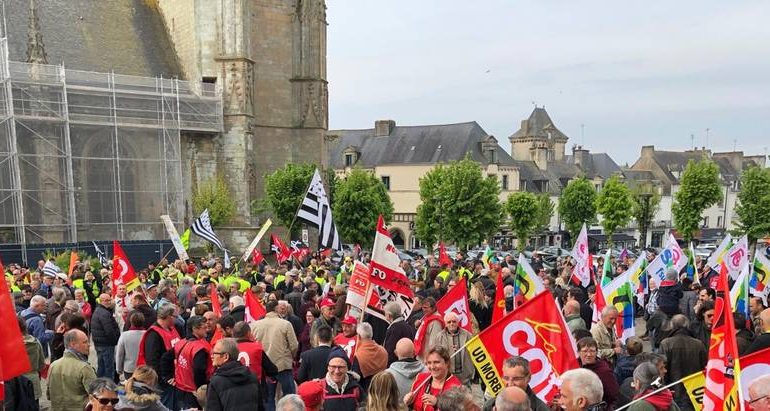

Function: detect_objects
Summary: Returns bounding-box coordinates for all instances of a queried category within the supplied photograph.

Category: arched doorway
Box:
[389,228,405,249]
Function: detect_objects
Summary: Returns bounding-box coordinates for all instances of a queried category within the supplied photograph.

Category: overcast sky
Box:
[327,1,770,166]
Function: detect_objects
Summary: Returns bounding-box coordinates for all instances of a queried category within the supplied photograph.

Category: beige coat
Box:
[47,351,96,411]
[590,321,617,364]
[433,328,474,385]
[250,311,298,372]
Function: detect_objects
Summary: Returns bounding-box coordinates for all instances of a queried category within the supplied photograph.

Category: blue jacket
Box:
[21,307,54,346]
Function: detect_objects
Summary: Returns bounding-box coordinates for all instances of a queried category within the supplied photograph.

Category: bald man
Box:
[564,300,587,334]
[746,308,770,354]
[495,386,530,411]
[749,375,770,411]
[387,338,426,399]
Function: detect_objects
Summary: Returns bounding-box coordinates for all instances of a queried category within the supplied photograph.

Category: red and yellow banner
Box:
[466,291,578,402]
[436,280,473,333]
[112,240,140,293]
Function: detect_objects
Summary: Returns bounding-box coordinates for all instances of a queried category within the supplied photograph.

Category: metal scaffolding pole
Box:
[59,65,77,242]
[110,71,125,240]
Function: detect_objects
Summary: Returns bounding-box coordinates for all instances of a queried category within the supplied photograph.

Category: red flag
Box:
[251,249,264,266]
[466,291,578,401]
[592,277,607,325]
[271,234,292,264]
[290,241,311,262]
[320,248,333,259]
[112,241,140,294]
[435,281,472,333]
[68,250,78,276]
[491,270,505,324]
[209,284,225,346]
[0,256,32,397]
[703,263,741,410]
[738,347,770,409]
[368,215,414,298]
[244,288,266,322]
[438,242,452,268]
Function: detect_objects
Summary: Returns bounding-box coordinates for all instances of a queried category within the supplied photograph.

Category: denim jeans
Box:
[95,345,116,381]
[264,369,296,411]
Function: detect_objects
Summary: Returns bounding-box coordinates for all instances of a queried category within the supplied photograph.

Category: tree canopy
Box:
[332,168,394,248]
[734,165,770,245]
[672,159,722,242]
[262,163,317,229]
[505,191,540,252]
[192,176,235,227]
[595,175,633,248]
[558,177,597,241]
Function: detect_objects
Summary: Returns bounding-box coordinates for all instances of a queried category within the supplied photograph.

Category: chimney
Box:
[374,120,396,137]
[572,145,591,170]
[641,145,655,158]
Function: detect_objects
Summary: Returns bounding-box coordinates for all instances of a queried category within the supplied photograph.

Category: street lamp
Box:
[639,192,652,248]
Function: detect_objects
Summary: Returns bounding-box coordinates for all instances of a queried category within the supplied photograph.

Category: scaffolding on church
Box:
[0,19,223,261]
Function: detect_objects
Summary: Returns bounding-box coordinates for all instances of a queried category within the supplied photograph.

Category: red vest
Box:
[333,334,358,360]
[136,325,181,367]
[173,338,213,393]
[237,340,264,379]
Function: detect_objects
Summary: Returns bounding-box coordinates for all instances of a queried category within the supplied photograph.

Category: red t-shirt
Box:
[334,333,357,359]
[410,372,462,411]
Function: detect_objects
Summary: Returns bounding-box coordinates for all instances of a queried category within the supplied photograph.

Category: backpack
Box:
[3,375,39,411]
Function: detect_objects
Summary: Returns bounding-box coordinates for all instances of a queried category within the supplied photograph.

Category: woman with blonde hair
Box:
[469,281,492,332]
[116,365,169,411]
[367,371,404,411]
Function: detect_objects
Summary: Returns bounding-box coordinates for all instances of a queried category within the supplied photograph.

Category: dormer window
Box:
[345,153,353,167]
[342,145,360,167]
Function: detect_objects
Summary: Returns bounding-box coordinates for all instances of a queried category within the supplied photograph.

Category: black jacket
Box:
[660,326,707,408]
[206,360,261,411]
[91,304,121,346]
[124,304,157,331]
[746,332,770,355]
[230,305,246,324]
[297,345,332,383]
[383,319,415,365]
[322,374,363,411]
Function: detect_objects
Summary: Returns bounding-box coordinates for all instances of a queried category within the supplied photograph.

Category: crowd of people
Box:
[2,247,770,411]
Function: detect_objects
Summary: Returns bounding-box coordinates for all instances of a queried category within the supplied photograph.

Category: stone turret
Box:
[26,0,48,64]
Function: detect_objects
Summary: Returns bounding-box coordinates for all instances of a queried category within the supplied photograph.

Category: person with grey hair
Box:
[351,322,388,393]
[660,314,706,409]
[48,329,96,411]
[435,385,480,411]
[92,292,121,379]
[657,267,683,317]
[483,356,549,411]
[559,368,604,411]
[54,299,81,330]
[136,303,181,409]
[749,374,770,411]
[627,362,676,411]
[85,378,119,410]
[229,294,246,323]
[206,337,261,411]
[383,300,415,365]
[590,305,621,365]
[276,394,306,411]
[494,386,531,411]
[433,311,474,385]
[21,294,54,356]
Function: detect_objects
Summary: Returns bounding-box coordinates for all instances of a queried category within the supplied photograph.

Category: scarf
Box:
[66,348,89,362]
[414,313,444,356]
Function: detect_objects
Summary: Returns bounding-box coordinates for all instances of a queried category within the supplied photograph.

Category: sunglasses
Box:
[92,395,119,405]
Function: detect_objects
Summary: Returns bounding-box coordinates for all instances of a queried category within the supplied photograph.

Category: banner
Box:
[602,267,635,343]
[706,235,732,270]
[683,371,706,410]
[750,252,770,306]
[112,241,140,293]
[365,285,414,322]
[514,253,545,304]
[724,235,748,281]
[368,215,413,298]
[627,251,648,306]
[438,242,453,267]
[570,224,591,287]
[270,234,292,264]
[161,214,189,261]
[345,261,372,312]
[646,234,686,283]
[240,219,272,262]
[436,281,473,333]
[466,291,578,401]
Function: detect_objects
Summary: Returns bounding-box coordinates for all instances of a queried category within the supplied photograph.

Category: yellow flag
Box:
[180,228,191,250]
[682,371,705,411]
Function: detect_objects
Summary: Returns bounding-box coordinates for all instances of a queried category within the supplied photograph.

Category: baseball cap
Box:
[341,316,358,326]
[297,381,324,409]
[319,298,335,309]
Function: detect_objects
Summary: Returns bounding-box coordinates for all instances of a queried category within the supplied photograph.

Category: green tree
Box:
[332,168,394,248]
[534,193,554,234]
[672,159,722,242]
[262,163,316,228]
[734,165,770,246]
[595,175,633,248]
[558,177,597,241]
[505,192,539,252]
[192,176,235,227]
[415,157,502,247]
[631,182,661,248]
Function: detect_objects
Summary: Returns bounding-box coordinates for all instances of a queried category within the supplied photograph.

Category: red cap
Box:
[320,298,335,309]
[341,316,358,325]
[297,381,324,408]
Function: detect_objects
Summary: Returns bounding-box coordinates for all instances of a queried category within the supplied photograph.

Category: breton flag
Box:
[750,251,770,306]
[42,260,61,278]
[435,280,473,333]
[570,223,591,287]
[296,169,341,250]
[513,253,546,304]
[92,241,109,268]
[191,209,230,267]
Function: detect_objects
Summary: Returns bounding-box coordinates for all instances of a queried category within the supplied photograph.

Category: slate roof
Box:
[564,153,623,179]
[328,121,515,168]
[509,107,568,141]
[5,0,182,78]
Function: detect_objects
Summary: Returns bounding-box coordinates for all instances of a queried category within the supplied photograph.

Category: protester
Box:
[19,316,45,407]
[162,315,211,409]
[414,297,444,358]
[365,371,403,411]
[277,393,309,411]
[627,362,676,411]
[689,300,715,349]
[436,386,480,411]
[494,386,530,411]
[206,337,261,410]
[387,337,426,400]
[250,300,299,409]
[433,311,473,386]
[577,337,619,408]
[748,375,770,411]
[21,295,54,356]
[334,315,359,358]
[48,329,97,411]
[116,365,169,411]
[309,297,340,345]
[92,293,121,380]
[559,368,605,411]
[321,346,364,410]
[564,299,588,334]
[116,312,147,380]
[296,382,324,411]
[656,268,683,317]
[614,337,644,385]
[590,305,621,365]
[85,378,119,411]
[298,324,334,383]
[404,346,462,411]
[232,321,277,386]
[384,300,416,365]
[747,308,770,354]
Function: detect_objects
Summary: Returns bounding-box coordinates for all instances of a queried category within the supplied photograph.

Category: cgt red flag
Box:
[438,242,452,268]
[112,241,140,294]
[209,284,225,347]
[466,291,578,402]
[491,270,505,324]
[368,215,413,298]
[591,276,607,325]
[703,263,741,410]
[0,256,32,399]
[436,280,473,333]
[251,249,264,266]
[271,234,292,264]
[244,288,266,322]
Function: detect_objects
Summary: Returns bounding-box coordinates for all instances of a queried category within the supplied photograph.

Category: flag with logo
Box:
[702,263,741,411]
[112,241,140,293]
[491,269,506,324]
[295,169,341,250]
[600,248,613,286]
[481,245,496,269]
[602,266,635,343]
[706,235,733,270]
[290,240,311,262]
[686,242,697,282]
[570,223,591,287]
[750,251,770,306]
[368,215,413,298]
[466,291,578,401]
[646,234,686,283]
[628,251,648,306]
[436,281,473,333]
[270,234,292,264]
[729,262,750,317]
[251,249,264,266]
[0,256,32,400]
[738,347,770,410]
[438,242,453,268]
[724,235,748,281]
[209,284,225,346]
[513,253,545,304]
[244,288,266,322]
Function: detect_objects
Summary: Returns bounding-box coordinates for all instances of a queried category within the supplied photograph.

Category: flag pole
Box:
[614,374,696,411]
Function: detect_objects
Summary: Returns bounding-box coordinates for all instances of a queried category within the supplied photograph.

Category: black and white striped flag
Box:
[191,209,226,250]
[92,241,109,268]
[296,169,341,250]
[42,260,61,277]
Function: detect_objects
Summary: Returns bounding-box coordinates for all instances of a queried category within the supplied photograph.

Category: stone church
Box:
[0,0,327,250]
